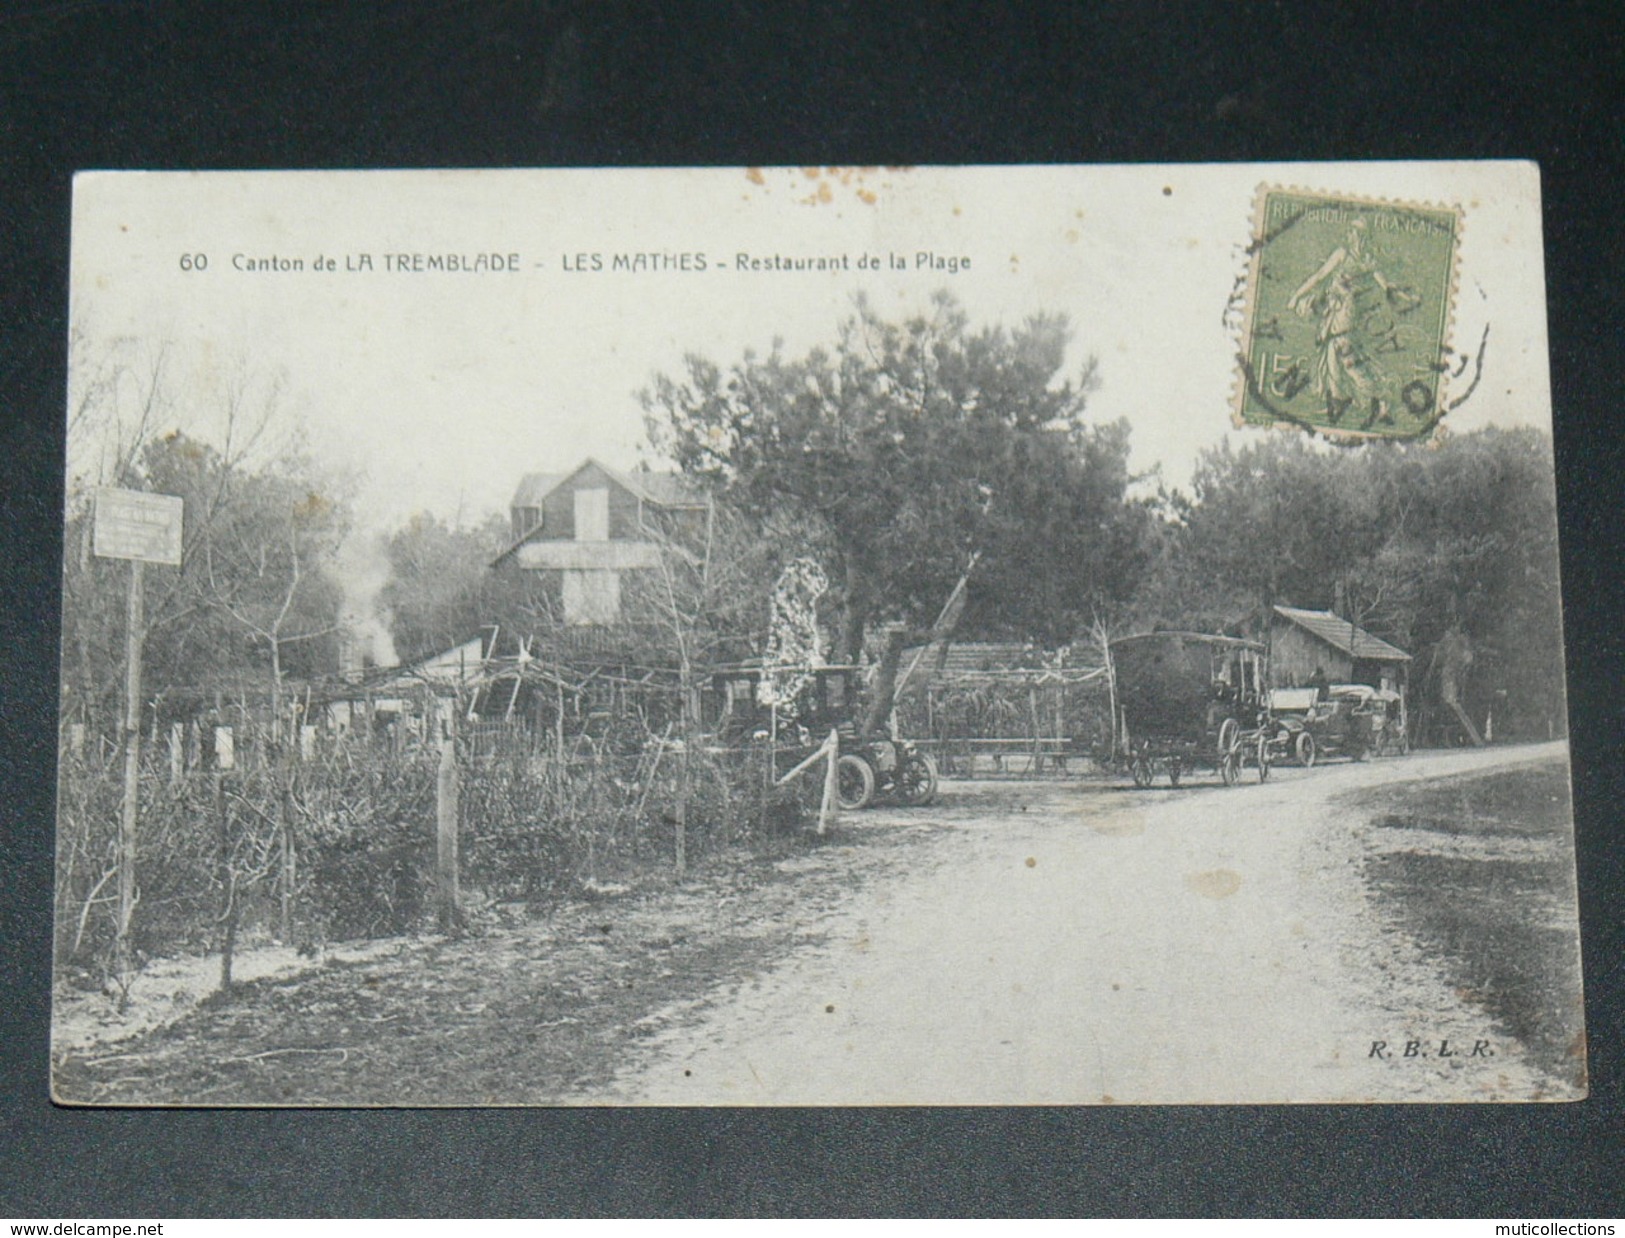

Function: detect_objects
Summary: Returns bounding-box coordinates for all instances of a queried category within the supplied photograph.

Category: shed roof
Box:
[1272,606,1411,662]
[899,641,1046,676]
[1111,631,1265,653]
[894,641,1107,687]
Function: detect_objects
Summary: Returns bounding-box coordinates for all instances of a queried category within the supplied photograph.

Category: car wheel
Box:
[835,754,875,810]
[896,753,938,806]
[1295,731,1317,768]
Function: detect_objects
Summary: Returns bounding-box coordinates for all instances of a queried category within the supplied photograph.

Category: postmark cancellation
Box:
[1235,186,1464,440]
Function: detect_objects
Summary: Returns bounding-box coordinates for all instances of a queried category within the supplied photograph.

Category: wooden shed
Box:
[1269,605,1411,693]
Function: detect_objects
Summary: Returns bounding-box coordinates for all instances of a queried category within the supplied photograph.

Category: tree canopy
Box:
[1146,427,1565,737]
[377,512,520,666]
[642,292,1156,658]
[62,429,349,735]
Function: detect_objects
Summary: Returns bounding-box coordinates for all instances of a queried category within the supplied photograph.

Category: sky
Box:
[67,163,1553,535]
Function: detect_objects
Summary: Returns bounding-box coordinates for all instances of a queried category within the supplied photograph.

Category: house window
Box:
[512,506,540,539]
[563,569,620,625]
[574,487,609,541]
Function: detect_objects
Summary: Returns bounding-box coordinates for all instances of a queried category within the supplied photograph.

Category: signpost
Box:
[93,487,184,566]
[93,487,183,993]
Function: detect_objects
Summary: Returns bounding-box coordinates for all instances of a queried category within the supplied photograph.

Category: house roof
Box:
[1272,605,1411,662]
[508,458,708,512]
[510,471,567,508]
[496,459,710,567]
[614,467,708,508]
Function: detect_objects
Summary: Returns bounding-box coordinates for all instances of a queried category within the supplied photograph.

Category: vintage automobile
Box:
[1109,632,1272,788]
[1264,687,1324,766]
[708,663,938,810]
[1267,683,1407,765]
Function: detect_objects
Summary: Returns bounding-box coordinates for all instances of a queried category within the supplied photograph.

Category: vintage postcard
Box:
[52,164,1584,1105]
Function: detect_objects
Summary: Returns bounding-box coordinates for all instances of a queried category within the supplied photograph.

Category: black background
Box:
[2,1,1621,1218]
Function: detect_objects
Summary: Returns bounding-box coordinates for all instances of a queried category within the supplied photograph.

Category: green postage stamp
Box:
[1235,187,1463,438]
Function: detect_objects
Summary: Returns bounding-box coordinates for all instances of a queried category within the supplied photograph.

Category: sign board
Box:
[92,487,183,566]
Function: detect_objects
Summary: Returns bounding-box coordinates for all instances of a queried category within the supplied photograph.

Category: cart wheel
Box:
[1255,732,1271,783]
[836,754,875,810]
[1168,760,1182,788]
[1219,747,1239,786]
[895,754,938,807]
[1295,731,1317,767]
[1217,718,1239,757]
[1131,756,1153,788]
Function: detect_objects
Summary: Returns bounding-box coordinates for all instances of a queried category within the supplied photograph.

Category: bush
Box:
[54,725,797,976]
[296,754,438,940]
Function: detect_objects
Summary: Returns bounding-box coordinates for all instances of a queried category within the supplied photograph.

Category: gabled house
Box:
[492,458,709,626]
[1269,605,1411,692]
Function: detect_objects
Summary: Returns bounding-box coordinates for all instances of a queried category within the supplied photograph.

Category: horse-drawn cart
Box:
[1109,632,1272,788]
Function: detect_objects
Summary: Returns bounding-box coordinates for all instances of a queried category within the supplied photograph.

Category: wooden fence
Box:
[895,671,1111,778]
[53,718,824,992]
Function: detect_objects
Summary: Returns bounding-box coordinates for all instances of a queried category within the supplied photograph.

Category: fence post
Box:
[278,778,295,942]
[215,771,236,994]
[436,712,462,933]
[168,722,183,786]
[1029,686,1041,774]
[114,559,144,997]
[761,705,774,829]
[818,728,839,834]
[555,680,566,766]
[674,735,689,876]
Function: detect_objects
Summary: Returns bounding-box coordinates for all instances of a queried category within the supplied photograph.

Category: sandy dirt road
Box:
[578,742,1574,1105]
